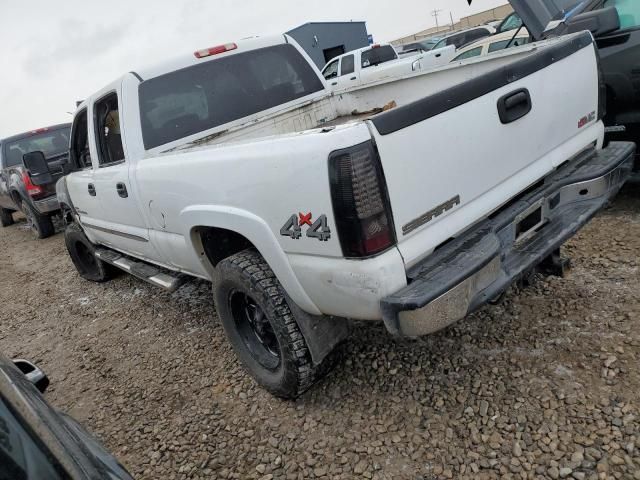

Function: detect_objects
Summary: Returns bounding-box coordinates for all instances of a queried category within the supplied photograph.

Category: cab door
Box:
[89,89,162,263]
[337,54,359,89]
[65,108,104,243]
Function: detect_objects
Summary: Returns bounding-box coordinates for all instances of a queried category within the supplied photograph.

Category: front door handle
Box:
[331,81,338,86]
[88,183,96,196]
[497,88,532,124]
[116,182,128,198]
[350,77,357,81]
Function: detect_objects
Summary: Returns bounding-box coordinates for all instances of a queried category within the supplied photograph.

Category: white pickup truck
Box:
[41,32,634,398]
[320,43,456,92]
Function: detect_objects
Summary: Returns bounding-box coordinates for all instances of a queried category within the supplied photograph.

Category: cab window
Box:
[464,28,491,45]
[70,109,92,170]
[361,46,396,68]
[94,93,125,166]
[432,38,446,50]
[453,47,483,61]
[0,397,67,480]
[323,59,339,80]
[488,37,530,53]
[340,55,355,76]
[604,0,640,29]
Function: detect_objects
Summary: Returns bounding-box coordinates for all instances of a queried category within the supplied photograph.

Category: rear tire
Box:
[64,223,113,282]
[0,209,14,227]
[21,200,54,239]
[214,249,335,399]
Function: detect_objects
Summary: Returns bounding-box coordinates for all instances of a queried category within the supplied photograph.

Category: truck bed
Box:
[165,38,561,154]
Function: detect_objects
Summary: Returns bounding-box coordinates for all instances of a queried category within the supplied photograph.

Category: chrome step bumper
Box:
[381,142,636,337]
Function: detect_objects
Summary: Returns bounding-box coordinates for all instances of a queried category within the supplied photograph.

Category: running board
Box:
[95,249,184,293]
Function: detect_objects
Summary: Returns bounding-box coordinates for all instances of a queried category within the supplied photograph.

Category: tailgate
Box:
[368,32,601,267]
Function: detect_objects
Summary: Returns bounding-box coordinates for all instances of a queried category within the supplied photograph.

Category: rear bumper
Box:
[32,195,60,215]
[381,142,636,337]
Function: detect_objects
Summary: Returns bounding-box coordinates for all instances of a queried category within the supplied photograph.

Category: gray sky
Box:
[0,0,507,137]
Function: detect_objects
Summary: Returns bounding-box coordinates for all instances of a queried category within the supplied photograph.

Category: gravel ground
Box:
[1,186,639,480]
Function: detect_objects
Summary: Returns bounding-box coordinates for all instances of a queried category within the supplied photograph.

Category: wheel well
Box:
[199,227,255,268]
[10,191,22,206]
[60,203,74,224]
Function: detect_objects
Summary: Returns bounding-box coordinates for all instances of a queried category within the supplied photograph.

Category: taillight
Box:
[194,43,237,59]
[329,141,396,258]
[22,171,43,198]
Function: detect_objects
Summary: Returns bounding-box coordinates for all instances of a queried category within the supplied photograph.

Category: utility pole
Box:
[450,11,454,31]
[431,8,442,33]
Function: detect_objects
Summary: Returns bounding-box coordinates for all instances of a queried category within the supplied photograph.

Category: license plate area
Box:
[514,199,547,244]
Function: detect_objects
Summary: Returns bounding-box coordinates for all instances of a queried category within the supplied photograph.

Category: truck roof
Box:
[2,123,71,143]
[76,34,295,113]
[136,34,289,81]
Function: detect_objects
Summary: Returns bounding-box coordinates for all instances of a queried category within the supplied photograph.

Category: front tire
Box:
[64,223,113,282]
[21,200,54,239]
[214,250,333,399]
[0,209,14,227]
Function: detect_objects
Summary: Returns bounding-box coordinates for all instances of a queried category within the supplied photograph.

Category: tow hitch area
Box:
[514,199,546,245]
[381,141,636,338]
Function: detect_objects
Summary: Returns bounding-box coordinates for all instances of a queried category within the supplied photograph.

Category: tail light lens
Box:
[22,171,43,198]
[329,141,396,258]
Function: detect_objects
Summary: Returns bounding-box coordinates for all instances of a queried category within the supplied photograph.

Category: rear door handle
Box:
[88,183,96,196]
[116,182,128,198]
[497,88,532,124]
[331,81,338,86]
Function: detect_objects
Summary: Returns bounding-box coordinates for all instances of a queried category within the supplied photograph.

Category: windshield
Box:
[361,46,397,68]
[2,128,70,168]
[604,0,640,29]
[139,44,324,150]
[0,397,67,480]
[424,38,440,50]
[509,0,587,38]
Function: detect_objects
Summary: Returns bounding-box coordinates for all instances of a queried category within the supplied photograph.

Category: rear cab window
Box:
[361,46,397,68]
[139,44,324,150]
[465,28,491,44]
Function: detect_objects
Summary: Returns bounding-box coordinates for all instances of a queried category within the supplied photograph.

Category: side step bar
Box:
[95,248,184,293]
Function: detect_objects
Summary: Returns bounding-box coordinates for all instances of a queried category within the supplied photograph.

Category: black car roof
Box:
[2,123,71,144]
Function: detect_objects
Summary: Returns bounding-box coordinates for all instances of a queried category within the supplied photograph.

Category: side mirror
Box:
[23,151,53,186]
[13,359,50,393]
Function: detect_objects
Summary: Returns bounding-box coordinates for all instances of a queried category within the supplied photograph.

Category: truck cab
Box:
[0,124,71,238]
[320,43,455,92]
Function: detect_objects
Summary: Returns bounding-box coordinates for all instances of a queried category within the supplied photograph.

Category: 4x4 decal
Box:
[280,213,331,242]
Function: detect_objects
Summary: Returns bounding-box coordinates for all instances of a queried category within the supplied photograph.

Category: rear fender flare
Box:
[180,205,322,316]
